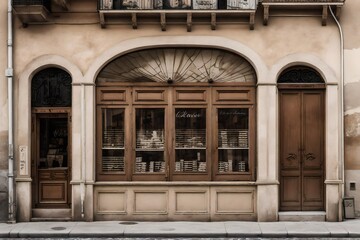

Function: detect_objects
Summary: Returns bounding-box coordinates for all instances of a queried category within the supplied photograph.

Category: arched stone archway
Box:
[16,55,82,222]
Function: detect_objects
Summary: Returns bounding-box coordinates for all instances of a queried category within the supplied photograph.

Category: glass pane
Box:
[102,109,125,173]
[39,118,68,169]
[218,108,249,173]
[135,108,165,173]
[175,108,206,173]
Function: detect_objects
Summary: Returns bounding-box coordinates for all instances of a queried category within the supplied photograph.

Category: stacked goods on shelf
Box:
[135,157,147,172]
[219,130,228,147]
[219,129,248,148]
[218,161,229,172]
[238,130,248,148]
[228,159,233,172]
[155,161,166,172]
[102,156,124,172]
[135,157,165,172]
[238,161,246,172]
[198,162,206,172]
[175,159,206,172]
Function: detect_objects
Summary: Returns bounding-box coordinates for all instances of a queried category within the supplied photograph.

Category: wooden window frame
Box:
[96,84,256,181]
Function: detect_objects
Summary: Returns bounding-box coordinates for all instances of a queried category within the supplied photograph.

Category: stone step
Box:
[278,211,326,221]
[32,208,72,221]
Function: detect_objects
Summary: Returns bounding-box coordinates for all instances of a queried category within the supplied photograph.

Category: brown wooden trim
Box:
[32,107,72,208]
[277,83,326,89]
[96,84,256,182]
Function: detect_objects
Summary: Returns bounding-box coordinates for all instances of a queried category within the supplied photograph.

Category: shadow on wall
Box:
[0,170,8,222]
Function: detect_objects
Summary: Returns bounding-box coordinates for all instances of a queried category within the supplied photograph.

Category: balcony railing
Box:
[99,0,258,10]
[262,0,345,26]
[98,0,259,30]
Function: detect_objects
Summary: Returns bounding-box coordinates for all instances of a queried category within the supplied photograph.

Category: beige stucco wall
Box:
[342,0,360,217]
[12,0,358,221]
[0,2,9,222]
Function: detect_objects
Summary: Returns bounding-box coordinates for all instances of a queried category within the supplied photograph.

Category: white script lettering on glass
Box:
[176,111,201,118]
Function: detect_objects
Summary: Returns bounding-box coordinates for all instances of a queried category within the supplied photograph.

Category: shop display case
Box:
[96,85,255,182]
[135,108,165,174]
[217,108,250,175]
[101,108,125,173]
[174,108,207,177]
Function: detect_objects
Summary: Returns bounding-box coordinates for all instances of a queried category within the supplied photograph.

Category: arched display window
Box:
[31,67,72,209]
[96,48,256,181]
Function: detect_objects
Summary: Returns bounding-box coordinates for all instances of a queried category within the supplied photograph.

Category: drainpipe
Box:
[80,84,86,219]
[329,6,345,218]
[6,0,15,223]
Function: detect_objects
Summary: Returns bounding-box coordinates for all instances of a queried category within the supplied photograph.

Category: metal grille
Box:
[31,68,72,107]
[278,67,324,84]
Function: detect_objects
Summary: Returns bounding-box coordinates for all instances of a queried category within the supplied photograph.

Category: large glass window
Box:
[175,108,207,173]
[96,86,255,181]
[102,108,125,173]
[217,108,249,173]
[135,108,165,174]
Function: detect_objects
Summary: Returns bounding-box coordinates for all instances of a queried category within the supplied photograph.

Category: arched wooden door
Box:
[278,67,325,211]
[31,68,72,218]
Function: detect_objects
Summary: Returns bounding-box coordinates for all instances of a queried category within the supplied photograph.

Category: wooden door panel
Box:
[279,89,324,211]
[280,92,301,170]
[32,110,72,209]
[39,181,67,204]
[280,176,301,210]
[302,175,324,210]
[303,92,324,170]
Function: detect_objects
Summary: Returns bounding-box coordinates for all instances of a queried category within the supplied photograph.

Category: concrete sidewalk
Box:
[0,219,359,238]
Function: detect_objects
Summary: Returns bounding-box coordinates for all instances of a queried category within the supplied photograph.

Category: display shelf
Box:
[102,156,125,172]
[218,147,248,150]
[103,128,124,148]
[136,148,164,151]
[175,147,206,150]
[102,147,125,150]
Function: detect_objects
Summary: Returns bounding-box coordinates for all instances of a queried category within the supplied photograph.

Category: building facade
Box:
[0,0,359,222]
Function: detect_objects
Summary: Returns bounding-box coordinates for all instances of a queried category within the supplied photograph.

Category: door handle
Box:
[305,152,316,161]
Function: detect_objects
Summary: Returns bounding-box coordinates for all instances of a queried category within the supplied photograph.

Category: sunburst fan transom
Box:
[97,48,256,83]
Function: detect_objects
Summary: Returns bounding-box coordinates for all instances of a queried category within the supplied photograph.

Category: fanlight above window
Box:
[97,48,256,83]
[31,68,72,107]
[278,67,324,84]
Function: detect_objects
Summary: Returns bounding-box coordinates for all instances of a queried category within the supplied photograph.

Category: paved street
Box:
[0,219,359,238]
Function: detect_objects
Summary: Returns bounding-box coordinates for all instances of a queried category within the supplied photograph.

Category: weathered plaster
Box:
[345,112,360,170]
[342,0,360,50]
